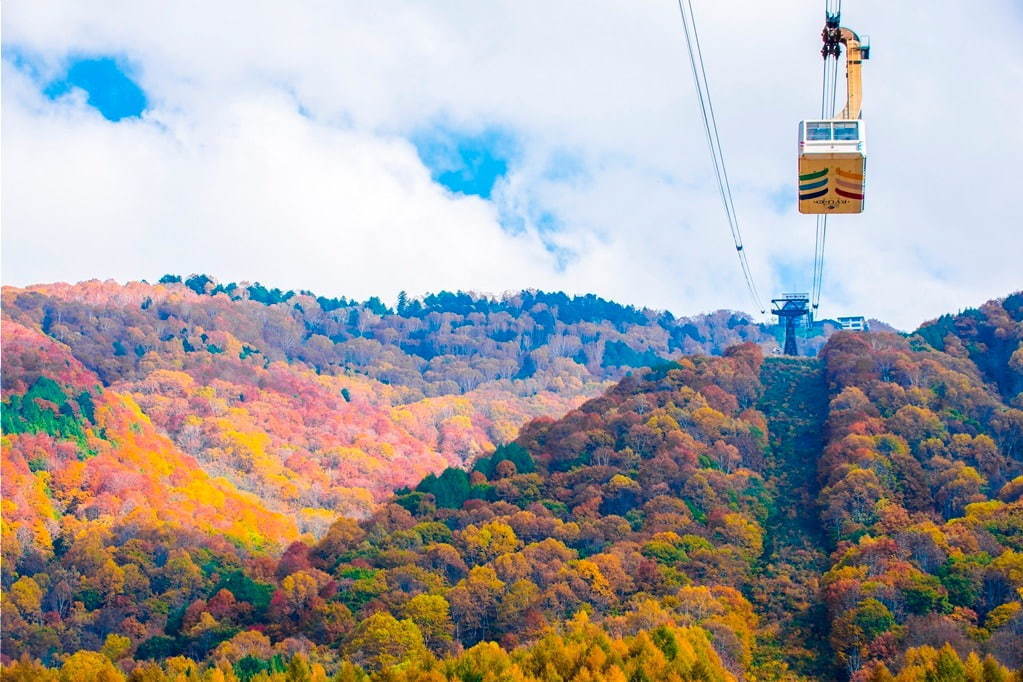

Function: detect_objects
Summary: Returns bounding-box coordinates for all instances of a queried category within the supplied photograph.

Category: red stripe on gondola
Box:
[835,188,863,200]
[835,178,862,190]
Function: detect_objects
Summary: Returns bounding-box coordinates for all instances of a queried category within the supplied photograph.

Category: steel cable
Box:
[811,0,842,315]
[676,0,765,314]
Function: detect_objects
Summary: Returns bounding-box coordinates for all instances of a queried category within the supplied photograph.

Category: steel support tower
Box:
[772,294,810,356]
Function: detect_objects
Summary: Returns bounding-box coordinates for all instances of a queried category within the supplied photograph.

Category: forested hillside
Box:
[1,276,788,534]
[916,291,1023,405]
[2,285,1021,680]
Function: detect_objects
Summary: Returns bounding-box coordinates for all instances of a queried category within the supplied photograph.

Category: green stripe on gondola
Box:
[798,168,828,181]
[799,178,828,191]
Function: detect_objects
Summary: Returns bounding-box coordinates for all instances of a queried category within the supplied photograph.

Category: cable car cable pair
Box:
[675,0,766,315]
[811,0,840,314]
[810,0,836,313]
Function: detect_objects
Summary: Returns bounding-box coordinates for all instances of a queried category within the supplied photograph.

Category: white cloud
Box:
[2,1,1021,329]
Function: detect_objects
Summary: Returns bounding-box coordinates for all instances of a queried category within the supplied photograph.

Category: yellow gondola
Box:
[798,26,869,214]
[798,120,865,214]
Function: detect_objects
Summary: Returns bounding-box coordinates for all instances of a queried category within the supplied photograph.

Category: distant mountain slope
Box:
[0,276,797,536]
[4,276,783,391]
[1,323,298,569]
[915,290,1023,404]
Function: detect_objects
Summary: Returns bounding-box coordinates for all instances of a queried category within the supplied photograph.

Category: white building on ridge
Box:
[836,316,868,332]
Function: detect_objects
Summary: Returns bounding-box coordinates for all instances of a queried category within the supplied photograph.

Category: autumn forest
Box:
[1,278,1022,681]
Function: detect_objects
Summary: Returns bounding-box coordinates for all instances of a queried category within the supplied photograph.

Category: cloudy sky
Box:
[3,1,1021,329]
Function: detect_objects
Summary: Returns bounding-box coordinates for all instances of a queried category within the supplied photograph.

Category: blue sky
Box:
[22,51,510,200]
[2,1,1021,329]
[412,126,513,200]
[42,56,147,121]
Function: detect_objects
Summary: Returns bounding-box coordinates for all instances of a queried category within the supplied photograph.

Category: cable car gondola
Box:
[798,119,866,213]
[798,23,870,214]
